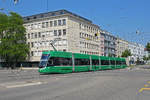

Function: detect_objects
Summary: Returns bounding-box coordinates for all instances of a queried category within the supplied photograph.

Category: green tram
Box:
[38,51,127,74]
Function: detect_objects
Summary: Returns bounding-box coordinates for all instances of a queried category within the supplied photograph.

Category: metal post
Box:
[115,59,116,69]
[50,43,57,51]
[90,56,92,71]
[72,53,75,72]
[99,57,101,70]
[109,58,111,69]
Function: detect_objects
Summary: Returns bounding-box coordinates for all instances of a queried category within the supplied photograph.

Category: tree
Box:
[143,55,149,63]
[108,53,112,57]
[0,12,29,68]
[121,49,132,58]
[146,42,150,53]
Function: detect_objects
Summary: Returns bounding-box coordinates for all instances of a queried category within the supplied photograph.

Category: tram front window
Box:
[39,54,50,68]
[41,54,50,60]
[39,61,47,68]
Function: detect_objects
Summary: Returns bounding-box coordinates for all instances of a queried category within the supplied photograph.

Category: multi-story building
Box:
[128,42,145,64]
[116,37,129,57]
[100,32,104,56]
[100,30,117,57]
[23,9,100,64]
[144,49,149,57]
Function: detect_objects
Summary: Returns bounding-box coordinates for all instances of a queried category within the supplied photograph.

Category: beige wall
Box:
[116,38,129,57]
[24,15,101,62]
[67,16,100,55]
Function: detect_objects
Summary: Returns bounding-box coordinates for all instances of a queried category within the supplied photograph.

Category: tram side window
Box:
[116,61,122,65]
[75,59,80,65]
[119,61,122,65]
[92,59,99,65]
[101,60,109,65]
[60,58,72,66]
[75,58,90,65]
[110,60,115,65]
[47,57,72,66]
[122,61,126,65]
[116,61,119,65]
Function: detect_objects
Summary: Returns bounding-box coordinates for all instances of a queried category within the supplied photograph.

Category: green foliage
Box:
[143,55,150,62]
[0,12,29,68]
[146,42,150,52]
[121,49,131,58]
[108,53,112,57]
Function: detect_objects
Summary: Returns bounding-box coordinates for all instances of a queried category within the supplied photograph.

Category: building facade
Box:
[128,42,145,64]
[23,10,101,63]
[144,49,149,57]
[100,30,117,57]
[116,37,129,57]
[99,32,104,56]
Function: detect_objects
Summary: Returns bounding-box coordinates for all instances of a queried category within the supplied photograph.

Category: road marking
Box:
[6,81,45,88]
[59,75,68,78]
[139,88,150,93]
[144,84,149,87]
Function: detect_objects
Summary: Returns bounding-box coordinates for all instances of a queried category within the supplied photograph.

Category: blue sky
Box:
[0,0,150,46]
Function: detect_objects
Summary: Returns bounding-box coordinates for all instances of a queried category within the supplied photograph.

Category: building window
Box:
[54,20,57,26]
[62,19,66,25]
[42,22,45,28]
[31,42,34,47]
[31,51,34,56]
[58,30,61,36]
[46,22,49,27]
[27,18,30,20]
[38,32,41,38]
[50,21,53,27]
[58,20,61,26]
[34,33,37,38]
[51,13,55,16]
[80,32,82,38]
[28,33,30,39]
[33,16,36,19]
[63,29,66,35]
[28,42,30,47]
[54,30,57,36]
[79,23,81,29]
[42,33,45,38]
[31,33,34,38]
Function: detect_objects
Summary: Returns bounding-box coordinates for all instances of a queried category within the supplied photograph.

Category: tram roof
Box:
[43,51,72,58]
[42,51,126,61]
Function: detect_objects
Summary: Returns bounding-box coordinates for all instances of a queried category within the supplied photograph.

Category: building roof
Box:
[100,30,117,39]
[23,9,92,23]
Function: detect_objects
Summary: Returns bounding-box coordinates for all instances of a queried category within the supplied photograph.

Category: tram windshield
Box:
[39,54,50,68]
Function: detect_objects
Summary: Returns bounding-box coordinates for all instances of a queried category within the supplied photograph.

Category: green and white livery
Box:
[39,51,127,74]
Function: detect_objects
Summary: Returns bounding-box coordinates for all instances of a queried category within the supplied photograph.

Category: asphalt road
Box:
[0,65,150,100]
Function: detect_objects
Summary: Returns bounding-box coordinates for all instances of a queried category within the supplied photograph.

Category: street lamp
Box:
[14,0,19,4]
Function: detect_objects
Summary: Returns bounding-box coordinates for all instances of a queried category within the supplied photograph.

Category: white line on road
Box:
[5,81,45,88]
